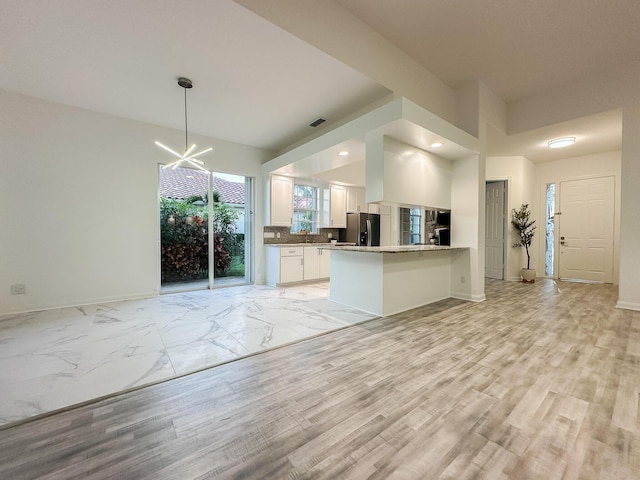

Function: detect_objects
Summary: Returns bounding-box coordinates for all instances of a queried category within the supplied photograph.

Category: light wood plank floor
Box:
[1,278,639,479]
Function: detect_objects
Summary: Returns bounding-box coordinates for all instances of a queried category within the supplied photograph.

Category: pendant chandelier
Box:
[156,77,212,172]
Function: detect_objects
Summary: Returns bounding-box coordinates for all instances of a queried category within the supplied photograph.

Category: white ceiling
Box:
[487,109,622,163]
[0,0,389,152]
[336,0,640,102]
[2,0,633,168]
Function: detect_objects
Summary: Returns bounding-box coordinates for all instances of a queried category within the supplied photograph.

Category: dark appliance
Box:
[434,227,450,246]
[346,212,381,246]
[435,210,450,227]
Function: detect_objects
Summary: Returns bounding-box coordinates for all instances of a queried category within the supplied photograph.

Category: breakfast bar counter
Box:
[319,245,470,316]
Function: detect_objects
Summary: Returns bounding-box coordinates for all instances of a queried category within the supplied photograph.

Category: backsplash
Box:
[263,226,343,244]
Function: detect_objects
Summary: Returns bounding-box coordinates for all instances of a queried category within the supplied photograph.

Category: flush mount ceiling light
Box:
[338,151,349,156]
[430,142,443,148]
[547,137,576,149]
[156,77,212,172]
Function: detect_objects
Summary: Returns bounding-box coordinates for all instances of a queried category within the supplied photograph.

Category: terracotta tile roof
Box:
[159,168,245,205]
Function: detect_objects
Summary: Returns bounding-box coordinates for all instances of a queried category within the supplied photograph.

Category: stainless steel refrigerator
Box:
[346,212,381,246]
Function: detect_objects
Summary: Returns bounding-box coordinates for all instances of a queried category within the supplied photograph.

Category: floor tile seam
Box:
[0,316,378,431]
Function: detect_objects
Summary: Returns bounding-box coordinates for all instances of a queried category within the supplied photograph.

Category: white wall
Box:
[534,150,621,283]
[377,137,452,209]
[0,90,271,315]
[486,156,535,281]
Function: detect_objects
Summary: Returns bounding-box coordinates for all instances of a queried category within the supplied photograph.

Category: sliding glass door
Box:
[211,173,252,286]
[158,166,210,292]
[159,166,252,292]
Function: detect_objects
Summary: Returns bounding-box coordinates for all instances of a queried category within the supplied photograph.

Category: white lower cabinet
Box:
[303,246,331,280]
[266,246,303,286]
[303,247,320,280]
[280,254,304,283]
[266,245,330,287]
[319,248,331,278]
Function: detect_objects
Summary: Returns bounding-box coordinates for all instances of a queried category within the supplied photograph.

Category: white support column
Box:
[617,106,640,310]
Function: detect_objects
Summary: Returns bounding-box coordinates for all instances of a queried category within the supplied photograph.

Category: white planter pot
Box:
[521,268,536,283]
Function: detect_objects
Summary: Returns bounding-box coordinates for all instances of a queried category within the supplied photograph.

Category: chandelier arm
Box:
[181,144,196,159]
[184,157,205,165]
[186,159,210,172]
[184,147,213,160]
[155,141,183,158]
[162,158,182,169]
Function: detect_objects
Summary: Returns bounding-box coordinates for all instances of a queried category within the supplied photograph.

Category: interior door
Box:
[558,176,614,282]
[485,181,505,279]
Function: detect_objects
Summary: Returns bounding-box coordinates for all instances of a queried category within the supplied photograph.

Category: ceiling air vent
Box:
[309,118,326,127]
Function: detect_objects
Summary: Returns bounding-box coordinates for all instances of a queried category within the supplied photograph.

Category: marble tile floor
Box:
[0,282,377,427]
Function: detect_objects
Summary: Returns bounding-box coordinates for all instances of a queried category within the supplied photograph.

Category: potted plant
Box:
[511,203,537,283]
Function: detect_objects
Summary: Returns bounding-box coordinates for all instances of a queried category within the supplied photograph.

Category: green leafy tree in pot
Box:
[511,203,536,270]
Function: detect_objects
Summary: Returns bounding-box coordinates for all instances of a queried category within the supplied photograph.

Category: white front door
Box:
[558,176,614,282]
[485,181,505,279]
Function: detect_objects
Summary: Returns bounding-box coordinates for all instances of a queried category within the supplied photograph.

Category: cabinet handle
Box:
[300,258,303,266]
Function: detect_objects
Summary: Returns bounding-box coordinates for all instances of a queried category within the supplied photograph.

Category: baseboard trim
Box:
[451,291,486,303]
[615,301,640,311]
[1,291,159,317]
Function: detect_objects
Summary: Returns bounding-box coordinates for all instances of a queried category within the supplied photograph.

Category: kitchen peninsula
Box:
[320,244,470,316]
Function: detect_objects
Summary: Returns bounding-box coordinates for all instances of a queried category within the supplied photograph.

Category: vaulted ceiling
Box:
[2,0,635,164]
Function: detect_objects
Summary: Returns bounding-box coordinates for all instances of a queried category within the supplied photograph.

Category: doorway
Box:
[558,176,615,282]
[485,181,506,280]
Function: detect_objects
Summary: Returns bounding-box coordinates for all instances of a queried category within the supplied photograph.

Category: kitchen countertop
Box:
[318,245,468,253]
[266,242,355,247]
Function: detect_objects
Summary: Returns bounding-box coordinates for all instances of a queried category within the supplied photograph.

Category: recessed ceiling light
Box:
[431,142,443,148]
[338,151,349,156]
[548,137,576,148]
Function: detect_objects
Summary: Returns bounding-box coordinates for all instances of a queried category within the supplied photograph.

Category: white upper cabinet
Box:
[269,174,293,226]
[328,184,347,228]
[346,187,366,213]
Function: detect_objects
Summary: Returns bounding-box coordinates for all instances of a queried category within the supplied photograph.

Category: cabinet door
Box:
[303,247,320,280]
[330,184,347,228]
[368,203,380,214]
[270,175,293,226]
[319,249,331,278]
[347,187,365,212]
[378,204,391,215]
[280,255,303,283]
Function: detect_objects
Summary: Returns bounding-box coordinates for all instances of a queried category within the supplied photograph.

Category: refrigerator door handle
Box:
[366,219,372,247]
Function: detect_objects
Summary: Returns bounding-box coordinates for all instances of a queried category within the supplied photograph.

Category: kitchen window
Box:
[292,184,319,233]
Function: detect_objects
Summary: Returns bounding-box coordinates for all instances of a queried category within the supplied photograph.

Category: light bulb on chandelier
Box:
[155,77,213,172]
